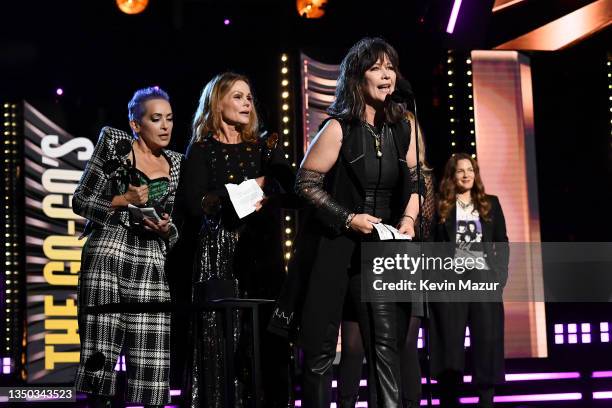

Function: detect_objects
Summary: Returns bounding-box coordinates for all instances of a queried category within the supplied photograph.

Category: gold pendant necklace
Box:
[363,122,384,158]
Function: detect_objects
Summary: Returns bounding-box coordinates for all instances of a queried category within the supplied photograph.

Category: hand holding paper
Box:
[225,179,265,219]
[372,222,413,241]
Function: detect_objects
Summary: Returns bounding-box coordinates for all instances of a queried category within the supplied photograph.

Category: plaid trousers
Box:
[75,311,170,405]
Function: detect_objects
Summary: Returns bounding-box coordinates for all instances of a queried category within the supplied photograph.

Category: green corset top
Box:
[135,169,169,205]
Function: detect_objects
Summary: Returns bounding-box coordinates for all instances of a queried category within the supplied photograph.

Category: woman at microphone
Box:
[287,37,430,407]
[336,113,435,408]
[73,86,182,408]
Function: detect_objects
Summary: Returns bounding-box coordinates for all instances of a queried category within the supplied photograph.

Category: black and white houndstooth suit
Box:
[73,126,182,405]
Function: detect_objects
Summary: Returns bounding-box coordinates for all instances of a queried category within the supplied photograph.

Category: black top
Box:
[363,123,399,223]
[206,137,262,187]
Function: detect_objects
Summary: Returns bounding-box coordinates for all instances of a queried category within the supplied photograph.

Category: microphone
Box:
[389,78,414,104]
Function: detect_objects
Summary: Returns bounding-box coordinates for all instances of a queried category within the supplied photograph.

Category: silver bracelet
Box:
[345,213,356,230]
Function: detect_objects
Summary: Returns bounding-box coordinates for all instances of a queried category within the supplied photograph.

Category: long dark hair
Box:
[438,153,491,223]
[327,37,406,124]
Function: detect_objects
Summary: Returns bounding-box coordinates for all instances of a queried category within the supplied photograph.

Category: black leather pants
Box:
[302,275,402,408]
[302,323,339,408]
[362,301,401,408]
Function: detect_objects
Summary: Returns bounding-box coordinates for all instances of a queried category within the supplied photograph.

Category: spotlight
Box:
[55,88,64,96]
[296,0,327,19]
[224,18,231,25]
[116,0,148,15]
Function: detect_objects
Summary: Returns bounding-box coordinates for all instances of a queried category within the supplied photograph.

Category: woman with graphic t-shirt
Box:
[431,153,509,408]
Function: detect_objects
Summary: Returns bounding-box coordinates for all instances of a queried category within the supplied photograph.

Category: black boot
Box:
[402,398,421,408]
[88,395,111,408]
[338,394,359,408]
[438,370,461,408]
[302,347,335,408]
[477,386,494,408]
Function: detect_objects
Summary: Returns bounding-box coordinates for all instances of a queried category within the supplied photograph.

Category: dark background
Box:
[2,2,610,243]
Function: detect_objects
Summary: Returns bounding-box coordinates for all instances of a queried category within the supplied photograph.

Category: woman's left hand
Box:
[143,213,171,238]
[254,197,268,212]
[398,217,415,237]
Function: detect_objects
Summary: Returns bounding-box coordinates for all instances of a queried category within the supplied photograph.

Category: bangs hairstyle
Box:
[327,37,406,124]
[128,86,170,123]
[438,153,491,223]
[191,72,259,145]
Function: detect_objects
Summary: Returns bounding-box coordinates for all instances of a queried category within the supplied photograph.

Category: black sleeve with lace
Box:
[408,165,427,197]
[295,167,351,234]
[414,169,436,241]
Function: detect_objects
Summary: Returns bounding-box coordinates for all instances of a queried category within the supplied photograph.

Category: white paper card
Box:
[372,223,413,241]
[225,179,265,219]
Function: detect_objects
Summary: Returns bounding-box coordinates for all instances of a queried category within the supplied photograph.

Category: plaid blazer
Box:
[73,126,183,305]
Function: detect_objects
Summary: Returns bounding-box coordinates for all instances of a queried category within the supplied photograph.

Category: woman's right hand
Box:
[349,213,382,234]
[123,184,148,206]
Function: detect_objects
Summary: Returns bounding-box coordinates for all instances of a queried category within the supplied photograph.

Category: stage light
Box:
[283,141,289,147]
[281,54,288,62]
[223,19,231,26]
[116,0,148,15]
[282,104,289,110]
[296,0,327,19]
[282,116,289,123]
[285,228,291,234]
[282,91,289,99]
[283,129,289,135]
[446,0,463,34]
[54,88,63,96]
[285,240,292,247]
[281,67,288,74]
[285,216,291,221]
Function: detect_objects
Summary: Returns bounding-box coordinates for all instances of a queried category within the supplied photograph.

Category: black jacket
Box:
[433,194,509,287]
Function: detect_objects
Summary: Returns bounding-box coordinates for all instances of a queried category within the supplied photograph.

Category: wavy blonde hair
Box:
[438,153,491,223]
[191,72,259,145]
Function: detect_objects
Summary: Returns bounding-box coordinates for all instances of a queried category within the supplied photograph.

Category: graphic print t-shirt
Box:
[455,203,489,270]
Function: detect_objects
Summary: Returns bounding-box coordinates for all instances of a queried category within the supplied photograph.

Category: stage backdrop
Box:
[24,102,93,383]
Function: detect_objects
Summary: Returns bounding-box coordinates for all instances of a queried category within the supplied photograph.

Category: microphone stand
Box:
[410,99,433,408]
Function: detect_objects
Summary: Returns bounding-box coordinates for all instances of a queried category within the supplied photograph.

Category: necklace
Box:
[363,122,384,158]
[456,197,473,210]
